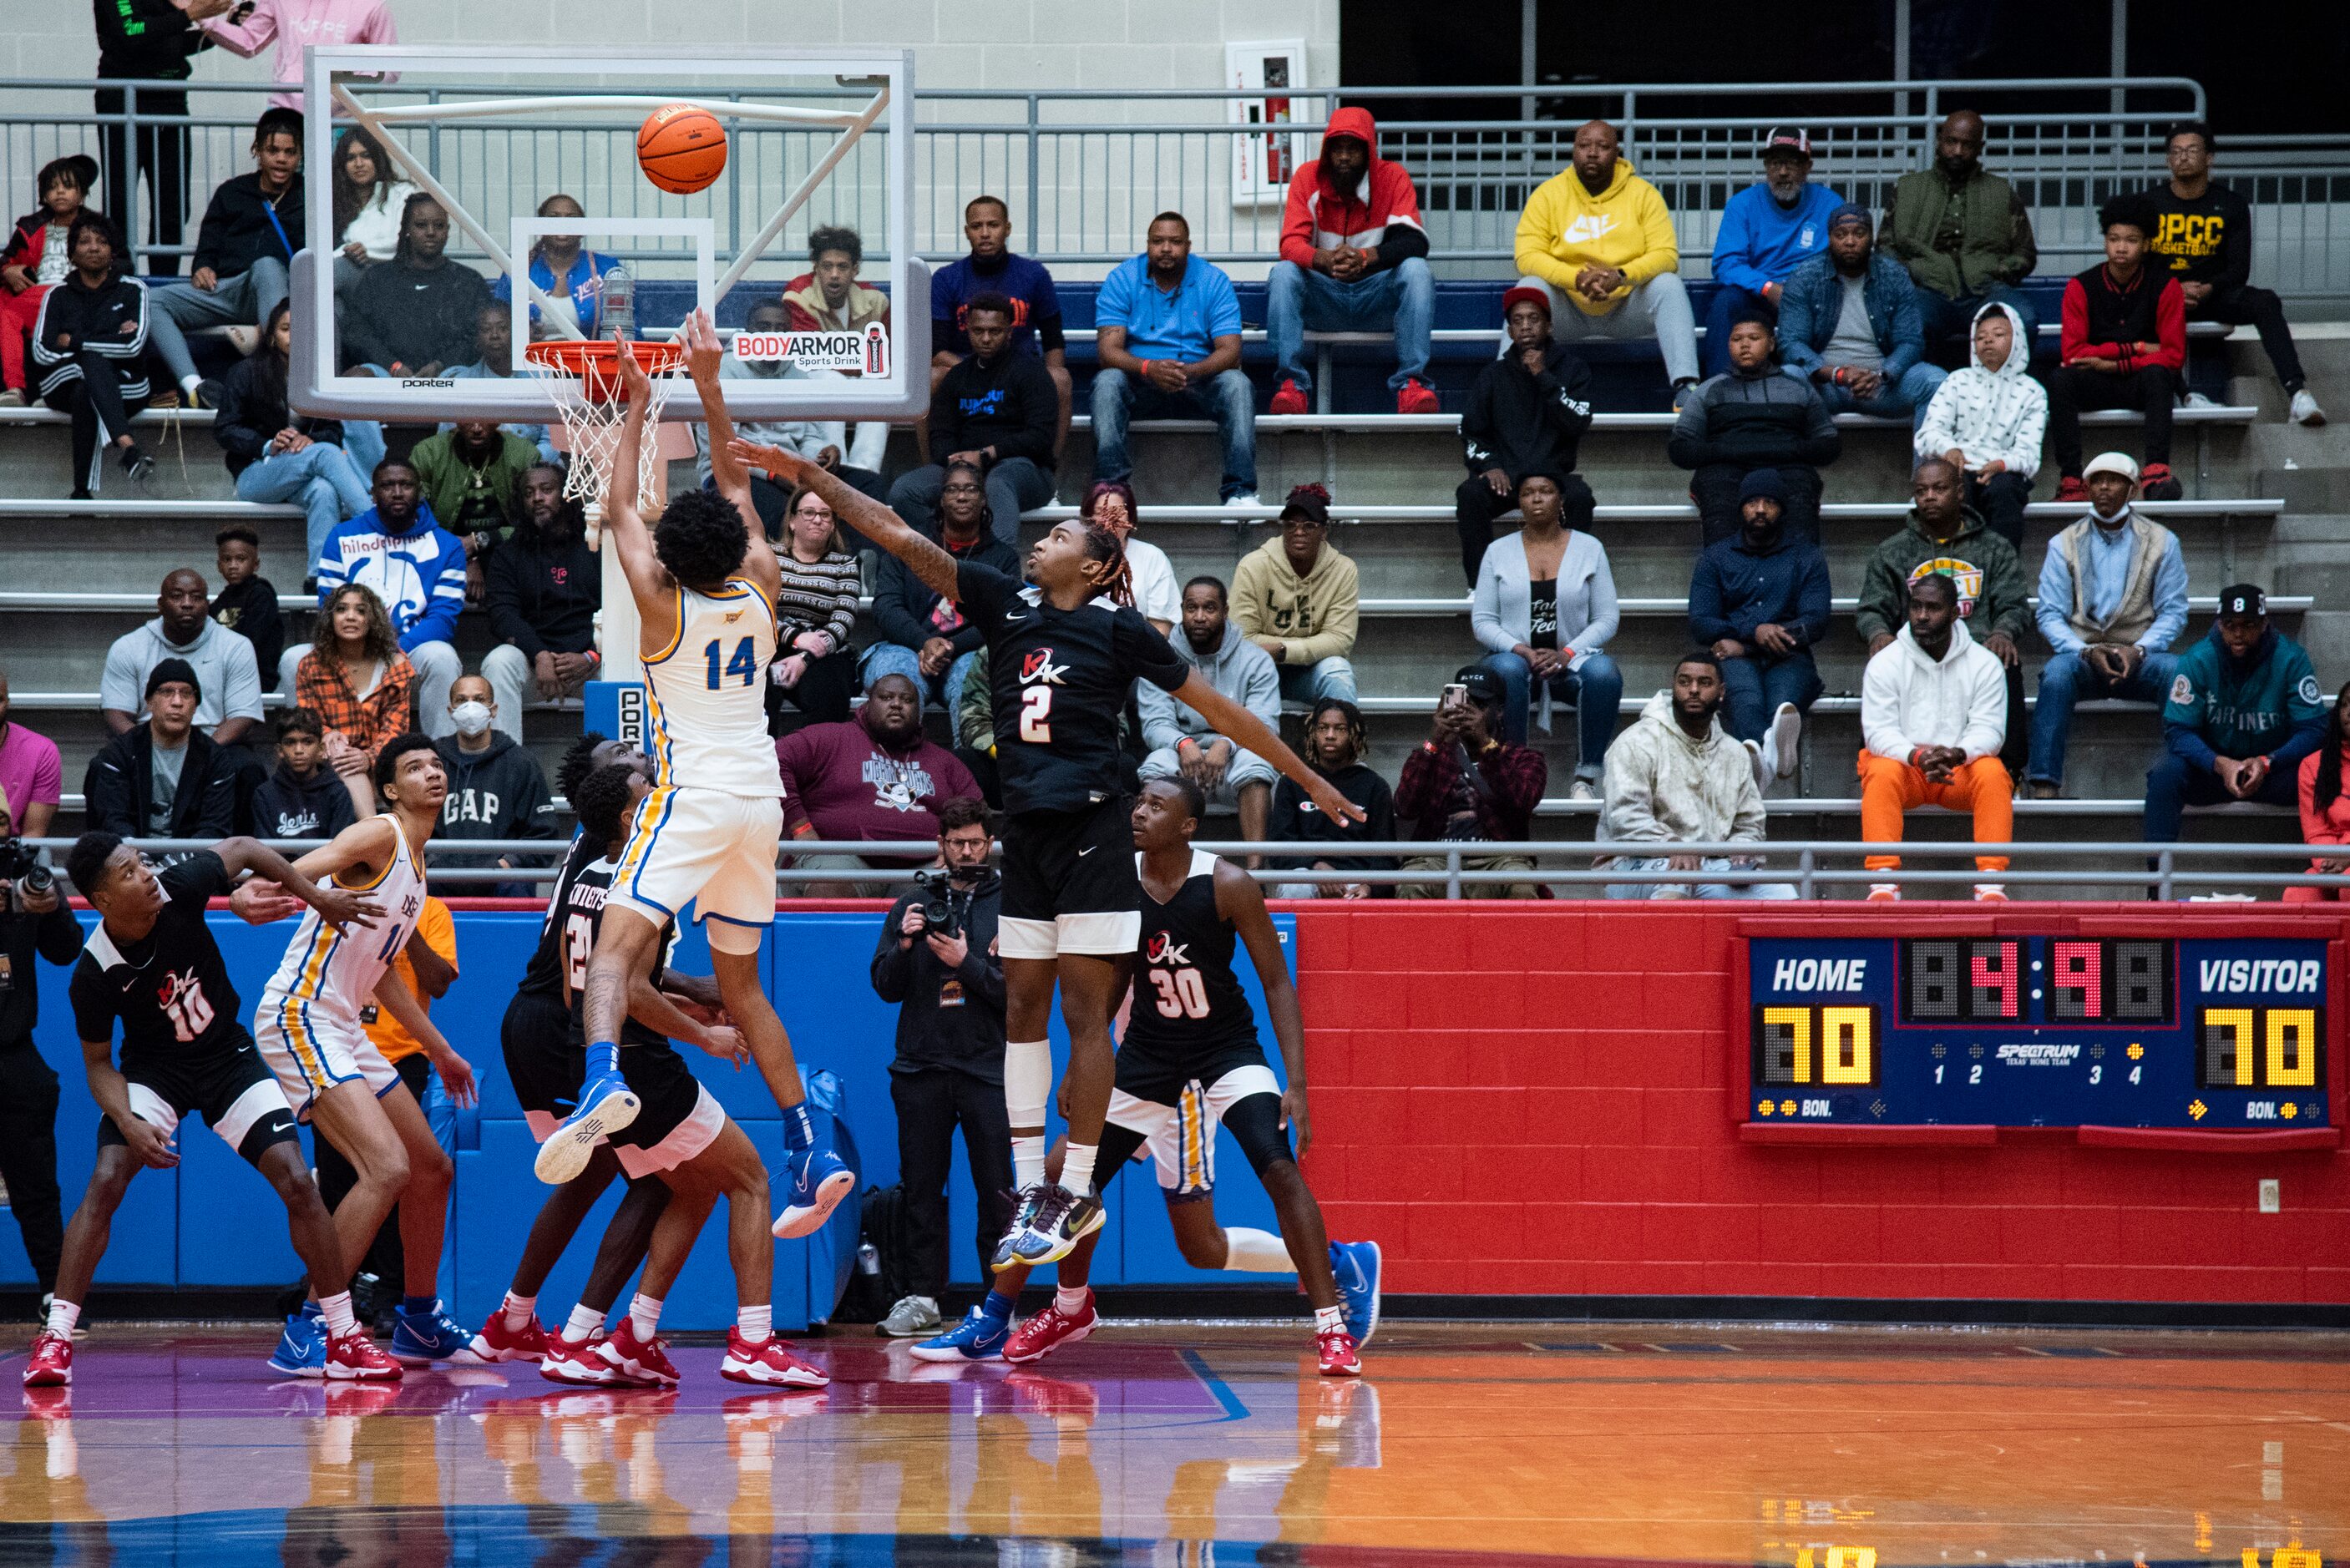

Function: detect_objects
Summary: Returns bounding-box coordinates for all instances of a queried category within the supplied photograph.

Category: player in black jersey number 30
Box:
[741,439,1363,1272]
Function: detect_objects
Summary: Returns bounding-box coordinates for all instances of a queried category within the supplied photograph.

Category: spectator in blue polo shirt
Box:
[1704,129,1844,378]
[1091,211,1259,509]
[931,195,1071,453]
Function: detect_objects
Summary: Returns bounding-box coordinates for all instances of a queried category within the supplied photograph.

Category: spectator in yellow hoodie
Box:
[1230,483,1360,706]
[1512,120,1700,401]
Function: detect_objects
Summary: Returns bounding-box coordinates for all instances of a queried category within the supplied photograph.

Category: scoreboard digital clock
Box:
[1739,924,2338,1136]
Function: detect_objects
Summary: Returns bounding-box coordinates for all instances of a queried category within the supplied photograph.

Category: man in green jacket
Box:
[2145,584,2326,846]
[1856,457,2031,768]
[1879,111,2040,361]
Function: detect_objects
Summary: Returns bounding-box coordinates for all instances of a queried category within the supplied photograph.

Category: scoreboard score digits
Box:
[1746,933,2331,1130]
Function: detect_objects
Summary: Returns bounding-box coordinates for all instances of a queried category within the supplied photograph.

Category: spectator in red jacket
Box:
[778,672,982,898]
[2051,195,2185,503]
[1266,108,1436,417]
[2,156,101,402]
[2287,680,2350,903]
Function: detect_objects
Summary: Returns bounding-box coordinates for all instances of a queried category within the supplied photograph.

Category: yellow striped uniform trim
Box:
[1178,1081,1208,1192]
[330,816,406,893]
[617,784,676,878]
[642,585,687,666]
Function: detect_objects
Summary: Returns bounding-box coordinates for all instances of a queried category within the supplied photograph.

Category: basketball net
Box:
[524,340,686,513]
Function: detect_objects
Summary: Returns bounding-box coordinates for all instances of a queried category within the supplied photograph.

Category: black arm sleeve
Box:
[927,364,965,457]
[210,361,272,465]
[1367,224,1431,270]
[68,963,115,1049]
[2216,188,2254,293]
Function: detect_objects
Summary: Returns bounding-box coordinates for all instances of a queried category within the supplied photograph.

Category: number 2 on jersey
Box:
[704,636,757,690]
[1019,685,1052,742]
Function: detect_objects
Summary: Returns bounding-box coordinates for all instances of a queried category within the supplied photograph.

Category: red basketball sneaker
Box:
[1316,1327,1363,1377]
[1002,1291,1097,1365]
[598,1318,680,1388]
[720,1333,828,1388]
[1269,378,1309,417]
[458,1311,550,1365]
[326,1330,403,1382]
[22,1331,72,1387]
[540,1333,617,1387]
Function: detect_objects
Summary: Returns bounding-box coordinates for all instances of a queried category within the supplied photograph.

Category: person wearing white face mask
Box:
[431,674,555,898]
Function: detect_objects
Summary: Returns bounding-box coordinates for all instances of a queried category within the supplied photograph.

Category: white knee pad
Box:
[1004,1039,1051,1128]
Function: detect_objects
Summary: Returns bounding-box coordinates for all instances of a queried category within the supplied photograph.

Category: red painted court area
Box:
[1289,904,2350,1307]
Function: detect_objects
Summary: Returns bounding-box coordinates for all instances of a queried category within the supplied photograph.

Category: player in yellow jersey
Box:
[540,314,849,1244]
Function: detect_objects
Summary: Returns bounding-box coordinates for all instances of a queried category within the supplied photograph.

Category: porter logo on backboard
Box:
[732,324,891,377]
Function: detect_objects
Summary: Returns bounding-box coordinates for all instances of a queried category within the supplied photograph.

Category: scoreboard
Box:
[1743,929,2336,1133]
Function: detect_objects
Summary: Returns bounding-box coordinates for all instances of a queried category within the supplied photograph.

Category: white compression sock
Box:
[562,1304,605,1345]
[44,1299,79,1337]
[737,1304,772,1345]
[502,1291,536,1330]
[628,1292,662,1338]
[1058,1142,1097,1197]
[1005,1039,1051,1187]
[1219,1227,1295,1273]
[317,1291,358,1338]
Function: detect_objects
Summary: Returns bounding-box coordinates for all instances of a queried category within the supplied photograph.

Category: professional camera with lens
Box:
[910,867,966,942]
[0,839,53,900]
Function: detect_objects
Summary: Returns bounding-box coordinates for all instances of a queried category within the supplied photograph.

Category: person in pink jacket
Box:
[1265,107,1435,417]
[2287,680,2350,903]
[200,0,398,109]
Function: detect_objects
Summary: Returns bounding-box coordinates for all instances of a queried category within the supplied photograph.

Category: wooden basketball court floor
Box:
[0,1321,2343,1566]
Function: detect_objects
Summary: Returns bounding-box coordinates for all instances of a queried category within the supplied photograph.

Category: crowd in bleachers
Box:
[2,80,2342,900]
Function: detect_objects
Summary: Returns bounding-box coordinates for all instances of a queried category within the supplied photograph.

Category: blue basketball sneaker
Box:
[388,1299,470,1364]
[909,1305,1012,1363]
[533,1070,639,1185]
[1005,1182,1103,1268]
[771,1146,854,1240]
[267,1309,326,1378]
[1328,1240,1382,1345]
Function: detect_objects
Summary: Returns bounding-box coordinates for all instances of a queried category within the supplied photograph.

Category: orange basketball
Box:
[636,104,727,195]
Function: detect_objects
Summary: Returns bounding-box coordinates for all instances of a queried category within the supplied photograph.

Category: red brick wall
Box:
[1293,904,2350,1305]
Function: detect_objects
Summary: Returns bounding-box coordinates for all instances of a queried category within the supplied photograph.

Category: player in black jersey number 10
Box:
[738,441,1363,1276]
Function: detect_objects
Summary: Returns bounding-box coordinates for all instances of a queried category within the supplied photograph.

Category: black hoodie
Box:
[927,348,1058,469]
[250,761,358,841]
[870,867,1006,1080]
[431,733,555,882]
[342,257,493,374]
[1269,760,1400,884]
[1461,339,1596,482]
[190,171,303,281]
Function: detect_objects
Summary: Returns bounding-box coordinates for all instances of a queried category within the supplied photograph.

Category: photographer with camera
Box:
[867,797,1010,1341]
[0,794,82,1310]
[1395,665,1547,899]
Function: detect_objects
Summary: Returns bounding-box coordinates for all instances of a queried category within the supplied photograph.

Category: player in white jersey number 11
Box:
[539,315,852,1244]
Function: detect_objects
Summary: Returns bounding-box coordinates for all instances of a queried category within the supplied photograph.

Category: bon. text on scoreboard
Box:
[1745,933,2329,1130]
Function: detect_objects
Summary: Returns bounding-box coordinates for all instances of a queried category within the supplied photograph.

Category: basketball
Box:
[636,103,727,195]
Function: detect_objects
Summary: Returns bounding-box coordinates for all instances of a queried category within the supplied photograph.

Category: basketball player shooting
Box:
[547,316,852,1246]
[732,441,1363,1275]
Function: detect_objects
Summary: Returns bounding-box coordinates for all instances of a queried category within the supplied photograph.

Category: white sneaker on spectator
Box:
[2291,389,2327,426]
[1767,702,1802,779]
[2182,391,2218,408]
[1228,492,1262,517]
[1566,777,1598,802]
[1740,737,1770,797]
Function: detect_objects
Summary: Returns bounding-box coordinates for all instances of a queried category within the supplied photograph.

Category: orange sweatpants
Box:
[1856,750,2012,873]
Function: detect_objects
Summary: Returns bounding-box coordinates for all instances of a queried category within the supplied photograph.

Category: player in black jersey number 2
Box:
[744,442,1364,1272]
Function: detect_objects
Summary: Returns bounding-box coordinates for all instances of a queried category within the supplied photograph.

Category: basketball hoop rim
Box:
[524,339,687,404]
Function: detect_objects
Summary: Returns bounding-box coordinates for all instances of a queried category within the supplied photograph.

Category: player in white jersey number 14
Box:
[539,314,852,1243]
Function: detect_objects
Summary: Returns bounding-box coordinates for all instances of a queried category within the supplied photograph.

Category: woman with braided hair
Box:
[734,437,1359,1281]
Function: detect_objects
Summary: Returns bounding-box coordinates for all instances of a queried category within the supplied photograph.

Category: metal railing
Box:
[8,73,2344,295]
[18,837,2347,902]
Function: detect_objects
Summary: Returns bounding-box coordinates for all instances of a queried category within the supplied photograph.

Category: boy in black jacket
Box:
[1268,698,1399,898]
[210,525,284,689]
[1455,286,1596,584]
[249,707,357,840]
[869,798,1010,1336]
[1667,312,1841,544]
[485,463,602,708]
[150,106,302,406]
[2146,122,2323,427]
[889,294,1058,545]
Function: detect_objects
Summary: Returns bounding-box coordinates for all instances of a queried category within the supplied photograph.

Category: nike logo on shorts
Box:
[1076,847,1095,857]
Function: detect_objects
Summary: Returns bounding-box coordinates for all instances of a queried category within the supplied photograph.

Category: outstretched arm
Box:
[680,311,778,602]
[608,335,682,655]
[223,828,384,931]
[1218,859,1310,1152]
[731,439,961,604]
[1171,669,1366,827]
